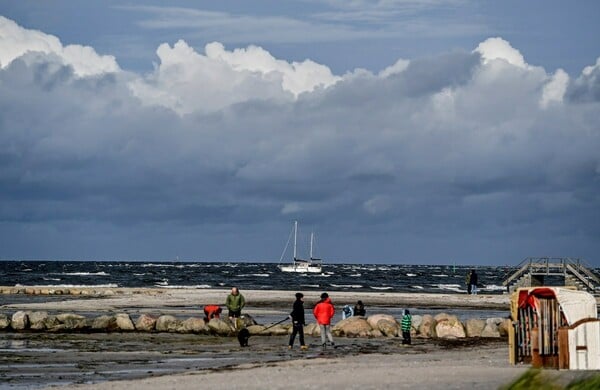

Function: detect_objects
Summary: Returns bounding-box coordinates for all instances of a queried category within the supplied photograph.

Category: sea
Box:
[0,260,515,294]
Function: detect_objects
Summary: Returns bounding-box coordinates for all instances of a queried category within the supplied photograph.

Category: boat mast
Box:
[310,232,314,259]
[293,220,298,260]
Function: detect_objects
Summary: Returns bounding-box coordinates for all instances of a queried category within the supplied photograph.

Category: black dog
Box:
[237,328,250,347]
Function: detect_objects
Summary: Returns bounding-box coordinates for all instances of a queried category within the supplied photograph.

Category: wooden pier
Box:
[502,257,600,294]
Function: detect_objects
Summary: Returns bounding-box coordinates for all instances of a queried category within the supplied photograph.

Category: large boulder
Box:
[246,324,267,335]
[366,314,397,330]
[465,318,486,337]
[266,324,289,336]
[304,323,319,337]
[135,314,157,332]
[29,311,49,331]
[0,314,10,329]
[11,311,29,330]
[419,314,436,338]
[178,317,207,333]
[239,314,258,328]
[434,313,455,322]
[435,317,466,339]
[498,318,512,337]
[378,319,399,337]
[92,315,118,331]
[207,318,233,335]
[156,315,181,332]
[333,317,372,337]
[115,313,135,331]
[57,313,89,330]
[411,315,423,331]
[481,318,502,338]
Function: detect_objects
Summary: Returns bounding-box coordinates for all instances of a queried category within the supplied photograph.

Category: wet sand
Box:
[53,338,525,390]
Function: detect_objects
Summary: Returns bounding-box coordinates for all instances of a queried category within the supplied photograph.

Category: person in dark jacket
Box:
[353,300,366,316]
[288,292,307,350]
[469,270,479,295]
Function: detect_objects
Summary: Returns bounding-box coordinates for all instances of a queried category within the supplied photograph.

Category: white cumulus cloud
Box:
[475,37,527,68]
[0,15,119,77]
[129,40,340,114]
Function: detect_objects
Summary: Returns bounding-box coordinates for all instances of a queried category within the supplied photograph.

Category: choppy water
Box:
[0,261,515,294]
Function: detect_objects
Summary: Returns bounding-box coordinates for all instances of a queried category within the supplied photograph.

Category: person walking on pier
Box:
[469,270,479,295]
[465,271,472,294]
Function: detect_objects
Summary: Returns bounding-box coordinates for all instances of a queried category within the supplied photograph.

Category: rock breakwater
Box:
[0,310,511,339]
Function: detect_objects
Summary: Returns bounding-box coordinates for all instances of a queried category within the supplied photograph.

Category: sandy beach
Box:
[0,288,588,389]
[59,339,527,390]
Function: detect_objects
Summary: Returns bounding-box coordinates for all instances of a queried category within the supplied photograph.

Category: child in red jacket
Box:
[313,292,335,347]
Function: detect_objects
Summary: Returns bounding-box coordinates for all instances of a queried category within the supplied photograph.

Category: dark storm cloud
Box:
[0,22,599,263]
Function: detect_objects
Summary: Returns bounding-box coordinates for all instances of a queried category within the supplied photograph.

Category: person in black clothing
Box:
[288,292,308,350]
[353,300,366,316]
[469,270,479,295]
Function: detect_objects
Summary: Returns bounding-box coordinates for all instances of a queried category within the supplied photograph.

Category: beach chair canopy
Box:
[517,287,597,326]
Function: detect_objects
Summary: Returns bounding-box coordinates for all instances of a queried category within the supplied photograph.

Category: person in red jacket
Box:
[313,292,335,347]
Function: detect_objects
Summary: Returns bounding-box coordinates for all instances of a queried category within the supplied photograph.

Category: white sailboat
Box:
[278,221,323,273]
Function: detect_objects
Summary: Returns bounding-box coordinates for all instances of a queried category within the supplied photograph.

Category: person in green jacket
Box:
[226,287,245,329]
[401,309,412,345]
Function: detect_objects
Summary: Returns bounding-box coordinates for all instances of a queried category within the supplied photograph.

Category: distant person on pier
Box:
[313,292,335,348]
[288,292,308,350]
[465,271,472,294]
[401,309,412,345]
[353,300,366,316]
[225,287,245,329]
[469,270,479,295]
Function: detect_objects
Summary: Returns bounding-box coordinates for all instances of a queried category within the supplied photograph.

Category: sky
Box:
[0,1,599,265]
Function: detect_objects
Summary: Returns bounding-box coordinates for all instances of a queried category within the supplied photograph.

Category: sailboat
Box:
[278,221,323,273]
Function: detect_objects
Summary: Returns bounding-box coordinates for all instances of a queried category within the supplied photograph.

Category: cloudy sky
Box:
[0,1,599,265]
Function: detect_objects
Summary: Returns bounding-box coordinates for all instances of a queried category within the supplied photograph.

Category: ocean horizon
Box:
[0,260,518,294]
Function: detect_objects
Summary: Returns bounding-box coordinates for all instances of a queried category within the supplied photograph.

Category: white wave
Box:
[480,284,506,291]
[15,284,118,288]
[42,277,61,281]
[133,273,145,276]
[406,273,417,277]
[330,284,363,288]
[411,285,424,289]
[370,286,393,290]
[22,268,33,272]
[301,284,320,288]
[349,273,362,277]
[240,273,270,277]
[432,274,449,277]
[57,272,109,276]
[156,285,211,289]
[432,283,465,293]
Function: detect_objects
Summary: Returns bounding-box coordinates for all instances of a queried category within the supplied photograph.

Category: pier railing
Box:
[502,257,600,293]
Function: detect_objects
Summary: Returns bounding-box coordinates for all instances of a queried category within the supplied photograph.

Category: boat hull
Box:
[278,264,322,273]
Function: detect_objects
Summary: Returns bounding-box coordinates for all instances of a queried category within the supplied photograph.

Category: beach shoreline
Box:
[0,287,510,311]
